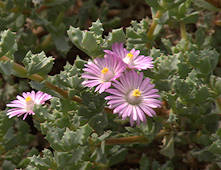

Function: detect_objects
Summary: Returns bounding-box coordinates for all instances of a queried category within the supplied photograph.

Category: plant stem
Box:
[105,136,146,145]
[55,11,64,26]
[180,22,187,40]
[146,10,163,49]
[105,129,167,145]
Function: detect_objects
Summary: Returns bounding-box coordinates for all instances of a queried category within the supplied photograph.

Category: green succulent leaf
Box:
[22,51,54,76]
[105,28,126,47]
[67,20,104,57]
[0,60,13,76]
[0,30,17,59]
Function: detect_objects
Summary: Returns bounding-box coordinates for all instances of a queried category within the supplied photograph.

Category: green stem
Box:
[106,136,146,145]
[105,129,167,145]
[180,22,187,40]
[55,11,64,26]
[146,10,163,49]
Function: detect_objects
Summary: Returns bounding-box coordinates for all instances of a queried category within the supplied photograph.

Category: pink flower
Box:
[105,71,161,126]
[104,43,153,71]
[6,91,52,120]
[82,54,126,93]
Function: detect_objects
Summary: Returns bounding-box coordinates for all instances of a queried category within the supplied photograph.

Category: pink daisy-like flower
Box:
[105,70,161,126]
[82,54,126,93]
[6,91,52,120]
[104,43,153,70]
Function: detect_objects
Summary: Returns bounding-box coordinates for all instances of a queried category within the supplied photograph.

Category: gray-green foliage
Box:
[1,0,221,169]
[67,19,126,57]
[0,111,37,168]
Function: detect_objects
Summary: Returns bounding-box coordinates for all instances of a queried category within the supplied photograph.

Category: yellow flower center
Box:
[25,96,32,102]
[127,52,133,59]
[100,67,114,82]
[127,89,142,105]
[101,67,109,74]
[132,89,141,97]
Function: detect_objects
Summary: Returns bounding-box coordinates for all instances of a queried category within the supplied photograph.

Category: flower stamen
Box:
[126,88,142,105]
[101,67,109,74]
[127,52,133,59]
[123,52,134,65]
[132,89,141,97]
[25,96,32,102]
